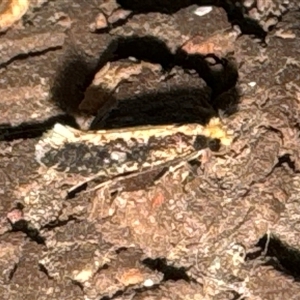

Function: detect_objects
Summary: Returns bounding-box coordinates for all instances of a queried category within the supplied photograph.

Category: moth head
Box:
[204,117,233,147]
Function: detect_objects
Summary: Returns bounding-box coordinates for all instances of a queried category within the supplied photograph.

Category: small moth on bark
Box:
[35,117,232,187]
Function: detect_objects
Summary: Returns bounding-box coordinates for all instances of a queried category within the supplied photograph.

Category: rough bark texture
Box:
[1,0,300,299]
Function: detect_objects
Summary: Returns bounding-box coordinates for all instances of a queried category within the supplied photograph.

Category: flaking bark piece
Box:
[0,32,66,66]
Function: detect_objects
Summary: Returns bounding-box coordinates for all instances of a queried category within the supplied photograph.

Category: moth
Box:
[35,117,232,195]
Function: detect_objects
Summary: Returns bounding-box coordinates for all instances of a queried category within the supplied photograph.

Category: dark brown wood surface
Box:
[1,0,300,299]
